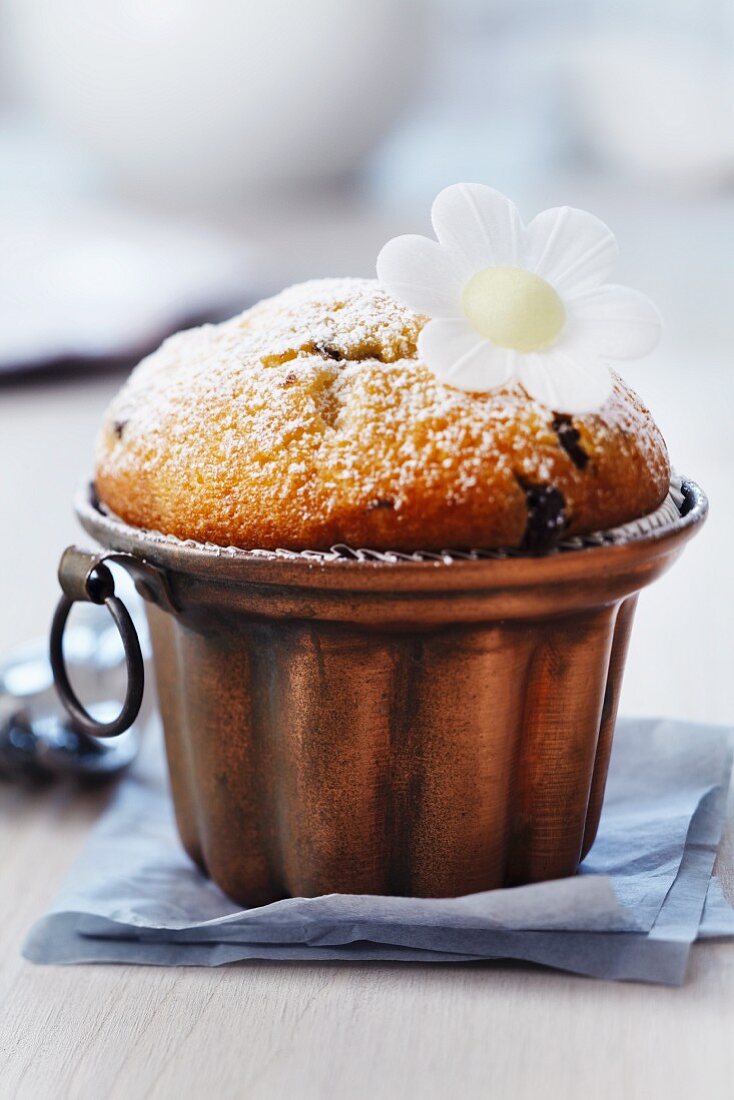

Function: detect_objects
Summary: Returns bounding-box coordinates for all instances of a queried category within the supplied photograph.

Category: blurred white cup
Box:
[4,0,423,206]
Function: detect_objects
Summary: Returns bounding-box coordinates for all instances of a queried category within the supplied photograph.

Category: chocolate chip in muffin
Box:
[281,372,299,387]
[113,419,127,440]
[367,497,396,511]
[313,339,393,364]
[518,479,567,552]
[552,414,589,470]
[679,480,695,517]
[312,342,343,361]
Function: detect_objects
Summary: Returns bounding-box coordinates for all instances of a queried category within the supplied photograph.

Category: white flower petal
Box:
[431,183,524,270]
[376,234,468,318]
[563,285,662,359]
[524,207,618,294]
[418,318,516,392]
[517,350,613,414]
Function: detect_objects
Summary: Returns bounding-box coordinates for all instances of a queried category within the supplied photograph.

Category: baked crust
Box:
[95,278,671,551]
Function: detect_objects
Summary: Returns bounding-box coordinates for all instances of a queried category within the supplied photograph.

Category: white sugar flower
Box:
[376,183,661,414]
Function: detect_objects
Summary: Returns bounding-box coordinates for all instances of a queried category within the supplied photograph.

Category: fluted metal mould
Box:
[75,479,707,906]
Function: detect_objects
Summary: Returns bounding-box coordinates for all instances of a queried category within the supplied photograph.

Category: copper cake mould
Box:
[50,477,707,906]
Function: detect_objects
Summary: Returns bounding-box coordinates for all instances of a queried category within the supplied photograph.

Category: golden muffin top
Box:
[95,277,670,552]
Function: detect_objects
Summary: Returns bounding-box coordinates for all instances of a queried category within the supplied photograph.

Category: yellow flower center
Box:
[461,266,566,352]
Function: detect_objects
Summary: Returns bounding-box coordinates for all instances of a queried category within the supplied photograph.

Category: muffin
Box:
[96,277,669,553]
[52,183,706,907]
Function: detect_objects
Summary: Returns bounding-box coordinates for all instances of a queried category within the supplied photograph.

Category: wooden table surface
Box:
[0,359,732,1100]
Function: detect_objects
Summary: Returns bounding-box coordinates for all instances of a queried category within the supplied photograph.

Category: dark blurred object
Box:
[0,196,255,382]
[0,579,149,783]
[0,311,234,387]
[0,701,138,784]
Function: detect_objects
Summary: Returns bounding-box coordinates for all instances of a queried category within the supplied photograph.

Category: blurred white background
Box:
[1,0,733,364]
[0,0,732,722]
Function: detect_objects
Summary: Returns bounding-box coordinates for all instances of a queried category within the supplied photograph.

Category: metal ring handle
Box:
[49,583,144,739]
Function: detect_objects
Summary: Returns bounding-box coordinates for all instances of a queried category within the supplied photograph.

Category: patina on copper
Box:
[65,479,706,907]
